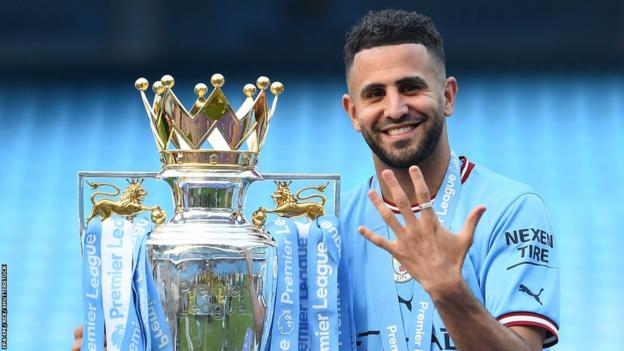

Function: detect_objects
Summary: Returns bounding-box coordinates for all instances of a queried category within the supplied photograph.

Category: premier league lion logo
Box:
[111,324,125,348]
[277,310,295,335]
[85,179,166,224]
[252,181,328,226]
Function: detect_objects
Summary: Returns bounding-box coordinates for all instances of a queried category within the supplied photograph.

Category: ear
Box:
[342,93,361,132]
[443,77,458,117]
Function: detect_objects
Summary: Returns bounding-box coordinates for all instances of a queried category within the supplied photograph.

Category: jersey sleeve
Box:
[481,193,560,348]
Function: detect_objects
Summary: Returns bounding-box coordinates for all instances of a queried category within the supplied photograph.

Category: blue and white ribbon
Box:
[81,217,172,351]
[268,215,355,351]
[132,227,150,349]
[143,251,173,351]
[337,224,355,350]
[296,221,311,350]
[307,217,341,351]
[269,218,301,350]
[81,219,105,351]
[100,218,135,351]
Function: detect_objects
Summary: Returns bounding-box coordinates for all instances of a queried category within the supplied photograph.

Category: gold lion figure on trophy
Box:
[85,179,166,224]
[252,181,328,226]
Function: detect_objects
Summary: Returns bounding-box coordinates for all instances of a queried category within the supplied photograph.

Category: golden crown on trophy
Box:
[135,74,284,169]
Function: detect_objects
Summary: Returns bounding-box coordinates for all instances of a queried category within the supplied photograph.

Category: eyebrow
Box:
[396,76,428,89]
[360,76,429,98]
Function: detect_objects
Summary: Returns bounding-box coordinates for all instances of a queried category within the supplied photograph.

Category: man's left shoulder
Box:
[461,163,554,250]
[461,163,548,216]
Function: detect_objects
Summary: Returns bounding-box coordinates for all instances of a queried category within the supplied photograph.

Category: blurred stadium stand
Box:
[0,1,623,350]
[1,0,623,78]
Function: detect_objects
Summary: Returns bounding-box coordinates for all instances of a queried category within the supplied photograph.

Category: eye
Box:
[366,88,385,100]
[399,83,421,94]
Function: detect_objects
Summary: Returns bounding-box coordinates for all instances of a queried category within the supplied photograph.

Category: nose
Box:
[384,89,408,120]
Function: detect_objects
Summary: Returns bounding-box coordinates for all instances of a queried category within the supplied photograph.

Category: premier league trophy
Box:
[136,73,281,350]
[79,73,342,351]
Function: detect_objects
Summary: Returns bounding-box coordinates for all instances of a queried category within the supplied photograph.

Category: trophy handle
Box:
[78,171,165,251]
[252,173,340,227]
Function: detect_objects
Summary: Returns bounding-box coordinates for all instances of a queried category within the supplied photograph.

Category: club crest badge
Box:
[393,257,412,283]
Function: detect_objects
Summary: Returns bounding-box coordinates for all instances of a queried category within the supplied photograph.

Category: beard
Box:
[361,109,444,169]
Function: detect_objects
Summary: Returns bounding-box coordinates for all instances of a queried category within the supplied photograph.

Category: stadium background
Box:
[1,1,623,349]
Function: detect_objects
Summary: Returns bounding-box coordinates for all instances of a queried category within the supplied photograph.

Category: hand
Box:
[71,325,83,351]
[71,325,107,351]
[358,166,486,295]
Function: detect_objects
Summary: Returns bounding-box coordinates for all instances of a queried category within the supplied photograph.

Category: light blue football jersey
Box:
[340,157,560,350]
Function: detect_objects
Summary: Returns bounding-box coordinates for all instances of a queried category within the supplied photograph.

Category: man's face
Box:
[343,43,456,169]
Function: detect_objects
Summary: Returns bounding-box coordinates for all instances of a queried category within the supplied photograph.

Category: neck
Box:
[374,139,451,205]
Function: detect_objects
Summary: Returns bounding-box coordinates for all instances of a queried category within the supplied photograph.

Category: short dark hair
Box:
[343,9,446,75]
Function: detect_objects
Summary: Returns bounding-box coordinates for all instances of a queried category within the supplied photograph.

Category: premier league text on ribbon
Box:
[280,239,295,307]
[100,218,152,351]
[297,222,310,349]
[307,219,341,351]
[147,297,170,348]
[312,242,332,311]
[83,232,101,348]
[413,301,429,350]
[106,220,129,321]
[271,218,300,351]
[311,240,333,350]
[435,154,460,225]
[81,220,105,351]
[84,234,101,300]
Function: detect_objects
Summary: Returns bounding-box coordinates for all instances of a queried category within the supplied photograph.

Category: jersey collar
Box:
[368,156,474,214]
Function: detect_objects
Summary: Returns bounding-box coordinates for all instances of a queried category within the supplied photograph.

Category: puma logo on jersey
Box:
[519,284,543,305]
[398,295,413,311]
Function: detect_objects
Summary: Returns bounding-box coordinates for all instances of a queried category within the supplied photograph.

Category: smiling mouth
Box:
[386,125,415,135]
[381,123,421,136]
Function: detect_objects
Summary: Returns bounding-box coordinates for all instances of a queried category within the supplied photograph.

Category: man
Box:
[340,9,559,351]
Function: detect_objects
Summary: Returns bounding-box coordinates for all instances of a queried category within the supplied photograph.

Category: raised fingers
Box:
[71,325,83,351]
[380,170,418,227]
[459,205,487,250]
[408,166,436,222]
[367,189,404,235]
[73,325,83,339]
[358,225,397,254]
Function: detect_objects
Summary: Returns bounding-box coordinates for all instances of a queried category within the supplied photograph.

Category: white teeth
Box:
[387,125,415,136]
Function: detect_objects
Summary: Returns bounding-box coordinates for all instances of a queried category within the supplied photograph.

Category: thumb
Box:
[459,206,486,249]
